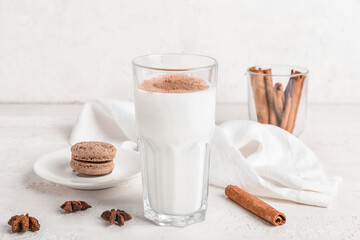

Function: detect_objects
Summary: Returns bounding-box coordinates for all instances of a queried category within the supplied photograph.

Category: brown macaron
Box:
[70,141,116,176]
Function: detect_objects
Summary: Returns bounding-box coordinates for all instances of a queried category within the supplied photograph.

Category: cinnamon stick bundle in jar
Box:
[248,66,307,134]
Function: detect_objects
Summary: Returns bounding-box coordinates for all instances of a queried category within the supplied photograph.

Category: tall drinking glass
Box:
[133,54,217,227]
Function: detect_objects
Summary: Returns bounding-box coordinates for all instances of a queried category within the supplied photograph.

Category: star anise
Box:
[8,213,40,233]
[60,201,92,213]
[101,209,132,226]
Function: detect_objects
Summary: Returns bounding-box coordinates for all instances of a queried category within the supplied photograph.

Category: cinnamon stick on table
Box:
[263,69,277,125]
[249,67,269,124]
[274,83,285,126]
[225,185,286,226]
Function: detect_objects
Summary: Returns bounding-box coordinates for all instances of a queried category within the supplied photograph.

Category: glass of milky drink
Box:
[132,54,218,227]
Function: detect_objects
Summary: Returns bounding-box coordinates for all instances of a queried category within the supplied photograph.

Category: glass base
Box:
[144,206,206,227]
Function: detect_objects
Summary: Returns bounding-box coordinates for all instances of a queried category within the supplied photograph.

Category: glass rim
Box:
[132,53,218,71]
[246,64,309,77]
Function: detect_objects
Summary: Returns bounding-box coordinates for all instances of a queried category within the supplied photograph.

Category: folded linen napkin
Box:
[70,99,341,207]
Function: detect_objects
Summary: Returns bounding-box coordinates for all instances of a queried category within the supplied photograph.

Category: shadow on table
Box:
[23,169,148,223]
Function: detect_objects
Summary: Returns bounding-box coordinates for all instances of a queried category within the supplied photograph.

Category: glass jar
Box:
[246,65,309,136]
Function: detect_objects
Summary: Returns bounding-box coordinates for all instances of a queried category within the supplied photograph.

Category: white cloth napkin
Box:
[70,99,341,207]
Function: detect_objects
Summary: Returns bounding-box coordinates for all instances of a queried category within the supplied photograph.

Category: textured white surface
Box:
[0,103,359,239]
[1,0,360,104]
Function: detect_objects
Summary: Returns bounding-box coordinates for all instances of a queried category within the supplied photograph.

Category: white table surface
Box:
[0,103,359,240]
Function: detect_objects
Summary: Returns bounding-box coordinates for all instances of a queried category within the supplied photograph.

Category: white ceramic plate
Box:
[33,147,141,190]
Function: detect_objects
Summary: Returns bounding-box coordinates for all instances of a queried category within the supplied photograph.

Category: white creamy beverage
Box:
[134,75,216,215]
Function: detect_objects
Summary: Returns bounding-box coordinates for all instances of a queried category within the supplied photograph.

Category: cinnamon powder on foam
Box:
[140,74,209,93]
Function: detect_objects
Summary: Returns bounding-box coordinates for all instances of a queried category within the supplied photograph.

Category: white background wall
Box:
[0,0,359,104]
